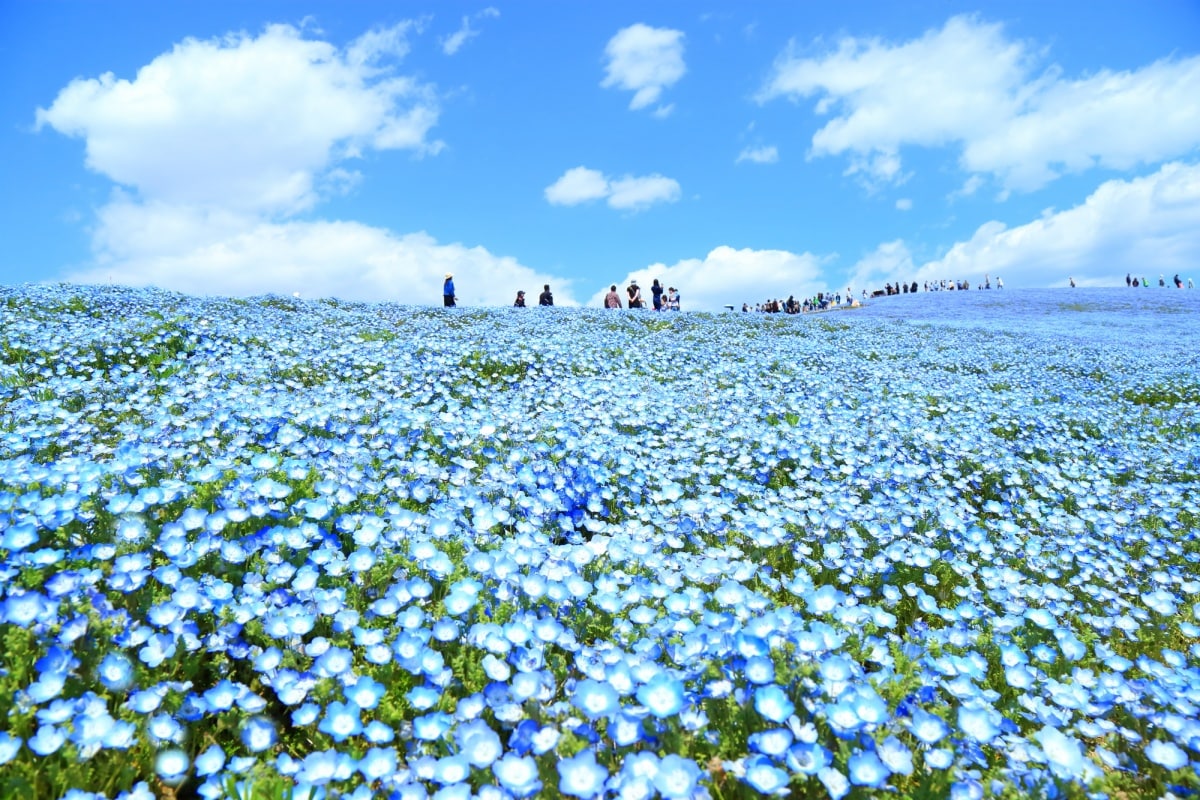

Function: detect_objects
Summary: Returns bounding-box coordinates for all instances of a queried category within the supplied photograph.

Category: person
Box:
[1126,273,1132,287]
[996,277,1003,289]
[604,285,622,308]
[1175,274,1184,289]
[513,290,526,307]
[538,284,554,306]
[1069,276,1076,288]
[667,287,680,310]
[1189,278,1195,289]
[1133,277,1140,286]
[443,273,456,307]
[651,279,664,311]
[627,281,643,309]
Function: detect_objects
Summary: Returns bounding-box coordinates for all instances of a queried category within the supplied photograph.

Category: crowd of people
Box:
[444,269,1194,312]
[1123,273,1193,289]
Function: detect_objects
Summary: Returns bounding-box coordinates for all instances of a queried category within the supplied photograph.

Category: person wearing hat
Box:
[627,280,643,309]
[514,290,526,307]
[443,273,456,307]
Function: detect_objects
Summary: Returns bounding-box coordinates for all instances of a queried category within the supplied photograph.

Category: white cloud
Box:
[587,245,827,311]
[544,166,680,212]
[607,174,681,211]
[601,23,686,112]
[849,161,1200,289]
[441,7,499,56]
[544,167,611,206]
[736,145,779,164]
[760,14,1200,192]
[37,23,443,216]
[68,200,576,306]
[39,22,572,306]
[895,198,912,211]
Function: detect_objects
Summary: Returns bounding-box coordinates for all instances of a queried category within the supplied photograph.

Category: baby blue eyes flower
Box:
[493,754,541,797]
[96,652,134,691]
[573,679,620,719]
[242,716,277,752]
[654,754,701,799]
[557,748,608,799]
[1036,726,1085,780]
[1145,739,1188,770]
[318,701,362,742]
[155,748,189,785]
[636,673,686,718]
[744,756,790,795]
[957,703,1001,744]
[848,749,890,787]
[194,744,226,777]
[754,685,795,723]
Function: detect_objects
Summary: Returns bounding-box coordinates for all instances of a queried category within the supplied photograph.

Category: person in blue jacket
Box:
[443,273,456,307]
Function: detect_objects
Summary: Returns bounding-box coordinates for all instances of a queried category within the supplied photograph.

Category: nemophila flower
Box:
[345,676,385,710]
[654,754,701,799]
[744,655,776,684]
[0,732,20,765]
[557,748,608,799]
[413,711,453,741]
[1145,739,1189,770]
[195,744,226,777]
[155,748,190,785]
[748,728,793,757]
[786,740,830,775]
[848,749,890,787]
[242,716,277,752]
[318,701,362,743]
[493,754,541,797]
[754,685,795,724]
[958,702,1001,744]
[636,672,686,718]
[573,678,620,719]
[744,755,790,795]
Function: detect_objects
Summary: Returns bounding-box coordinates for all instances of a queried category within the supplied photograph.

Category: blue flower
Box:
[636,672,686,718]
[557,748,608,799]
[318,700,362,742]
[242,716,277,752]
[493,753,541,797]
[654,754,701,799]
[744,755,790,795]
[848,749,890,787]
[1145,739,1188,770]
[754,685,795,723]
[573,679,620,720]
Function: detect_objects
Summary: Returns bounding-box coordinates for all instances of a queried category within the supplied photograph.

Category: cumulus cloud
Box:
[544,166,680,211]
[601,23,686,113]
[67,201,573,305]
[760,14,1200,192]
[38,22,573,306]
[37,23,444,216]
[848,161,1200,290]
[736,145,779,164]
[544,167,611,206]
[587,245,827,311]
[441,7,499,56]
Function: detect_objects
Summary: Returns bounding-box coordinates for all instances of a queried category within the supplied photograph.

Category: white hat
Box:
[445,273,453,279]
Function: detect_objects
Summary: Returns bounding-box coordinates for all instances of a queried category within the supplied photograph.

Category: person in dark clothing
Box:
[1126,273,1132,287]
[513,290,526,307]
[651,279,664,310]
[538,284,554,306]
[443,273,456,307]
[627,281,643,308]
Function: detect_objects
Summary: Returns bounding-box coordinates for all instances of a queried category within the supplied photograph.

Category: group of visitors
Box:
[603,279,680,310]
[743,289,861,314]
[1124,273,1193,289]
[511,285,556,306]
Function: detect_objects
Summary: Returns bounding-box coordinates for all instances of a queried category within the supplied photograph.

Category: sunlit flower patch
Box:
[1,284,1198,799]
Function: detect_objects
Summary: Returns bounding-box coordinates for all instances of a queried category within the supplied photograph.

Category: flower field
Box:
[0,284,1197,800]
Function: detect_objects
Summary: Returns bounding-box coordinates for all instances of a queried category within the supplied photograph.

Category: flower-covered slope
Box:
[0,284,1197,799]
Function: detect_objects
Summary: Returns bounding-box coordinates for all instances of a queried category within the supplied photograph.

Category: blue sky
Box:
[3,1,1199,310]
